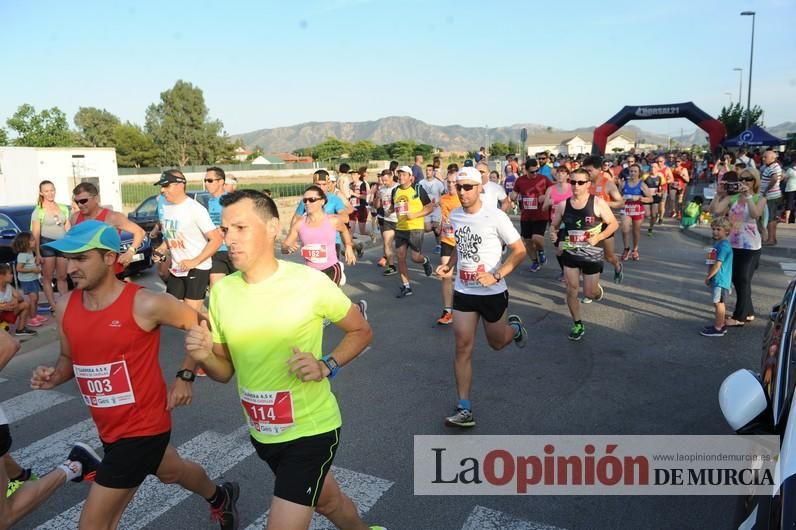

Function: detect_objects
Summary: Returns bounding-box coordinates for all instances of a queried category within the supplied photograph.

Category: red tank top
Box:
[75,209,124,275]
[591,174,612,202]
[63,283,169,443]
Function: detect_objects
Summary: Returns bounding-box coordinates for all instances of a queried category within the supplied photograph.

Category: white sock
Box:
[58,461,82,482]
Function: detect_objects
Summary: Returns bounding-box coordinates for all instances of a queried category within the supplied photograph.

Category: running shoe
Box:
[529,261,541,273]
[445,408,475,428]
[396,285,413,298]
[6,469,37,498]
[508,314,527,348]
[700,326,727,337]
[538,251,547,265]
[355,243,364,259]
[621,248,630,261]
[631,249,639,261]
[657,216,663,225]
[27,318,44,328]
[647,228,653,237]
[209,481,240,530]
[422,256,433,277]
[613,263,623,284]
[14,328,37,337]
[594,283,605,302]
[377,256,387,267]
[66,442,102,482]
[436,311,453,326]
[568,322,585,341]
[30,314,48,324]
[382,265,398,276]
[357,300,368,321]
[581,296,593,304]
[433,245,442,254]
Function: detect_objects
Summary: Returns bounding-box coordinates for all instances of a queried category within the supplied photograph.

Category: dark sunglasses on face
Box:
[571,180,590,186]
[740,177,755,182]
[302,196,323,203]
[75,197,92,205]
[456,183,478,191]
[204,178,221,183]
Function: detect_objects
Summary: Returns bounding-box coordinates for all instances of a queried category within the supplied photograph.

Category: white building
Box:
[526,133,637,157]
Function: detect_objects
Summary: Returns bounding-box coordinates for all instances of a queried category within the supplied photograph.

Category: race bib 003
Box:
[73,361,136,408]
[240,389,294,435]
[301,244,329,265]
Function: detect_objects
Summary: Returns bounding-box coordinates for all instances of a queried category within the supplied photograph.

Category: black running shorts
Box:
[440,242,456,258]
[251,428,340,507]
[520,220,548,239]
[210,251,237,275]
[320,262,344,285]
[561,250,604,276]
[96,431,170,489]
[166,268,210,301]
[452,290,509,323]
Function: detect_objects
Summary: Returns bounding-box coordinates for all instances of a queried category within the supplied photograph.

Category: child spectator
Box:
[701,217,733,337]
[681,196,704,230]
[0,263,36,336]
[12,232,48,327]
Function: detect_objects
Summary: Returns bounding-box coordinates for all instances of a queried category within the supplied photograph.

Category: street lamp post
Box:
[724,92,733,104]
[740,11,755,130]
[732,67,743,104]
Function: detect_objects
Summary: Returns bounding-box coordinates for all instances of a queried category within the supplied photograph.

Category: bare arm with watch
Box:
[475,238,526,287]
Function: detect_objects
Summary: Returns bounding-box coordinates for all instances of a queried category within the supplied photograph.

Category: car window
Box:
[194,192,210,209]
[7,209,32,231]
[763,279,796,426]
[0,214,16,231]
[136,197,157,217]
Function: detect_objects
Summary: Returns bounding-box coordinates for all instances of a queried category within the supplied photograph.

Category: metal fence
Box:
[118,162,317,175]
[122,182,313,207]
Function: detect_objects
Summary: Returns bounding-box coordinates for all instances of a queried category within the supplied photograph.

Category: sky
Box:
[2,0,795,139]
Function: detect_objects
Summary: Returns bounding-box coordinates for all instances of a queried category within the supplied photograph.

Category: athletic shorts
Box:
[251,428,340,507]
[0,311,16,325]
[19,280,41,295]
[520,220,548,238]
[166,268,210,301]
[784,191,796,212]
[0,423,11,458]
[381,219,397,232]
[649,195,662,205]
[561,250,604,275]
[441,242,456,258]
[766,197,783,220]
[711,286,731,304]
[452,290,509,323]
[210,251,236,275]
[96,431,170,489]
[349,207,368,223]
[426,210,441,224]
[39,237,61,258]
[395,230,424,253]
[320,262,343,285]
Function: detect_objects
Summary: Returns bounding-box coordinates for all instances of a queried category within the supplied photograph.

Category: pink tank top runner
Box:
[298,215,339,270]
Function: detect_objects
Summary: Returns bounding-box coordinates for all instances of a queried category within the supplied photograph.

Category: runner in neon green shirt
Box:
[185,190,382,530]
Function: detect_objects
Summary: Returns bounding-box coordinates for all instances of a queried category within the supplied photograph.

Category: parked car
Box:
[718,275,796,529]
[127,191,210,246]
[0,205,152,277]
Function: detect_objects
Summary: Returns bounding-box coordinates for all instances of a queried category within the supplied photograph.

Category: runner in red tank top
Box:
[30,220,239,529]
[70,182,146,277]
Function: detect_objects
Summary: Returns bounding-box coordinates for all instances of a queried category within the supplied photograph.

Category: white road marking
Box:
[244,465,394,530]
[0,377,8,383]
[36,426,256,530]
[11,419,99,474]
[3,390,74,423]
[461,506,567,530]
[779,262,796,277]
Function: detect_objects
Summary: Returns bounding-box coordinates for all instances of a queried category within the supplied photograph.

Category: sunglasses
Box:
[570,180,590,186]
[204,178,221,183]
[75,197,93,205]
[740,177,755,182]
[302,196,324,203]
[456,183,478,191]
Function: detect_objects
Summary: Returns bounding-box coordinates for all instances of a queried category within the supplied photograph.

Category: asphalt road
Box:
[3,219,793,530]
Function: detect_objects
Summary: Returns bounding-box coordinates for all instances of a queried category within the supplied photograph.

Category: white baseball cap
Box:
[397,165,413,174]
[456,167,482,183]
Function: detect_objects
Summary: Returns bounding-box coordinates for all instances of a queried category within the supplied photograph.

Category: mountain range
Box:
[231,116,796,153]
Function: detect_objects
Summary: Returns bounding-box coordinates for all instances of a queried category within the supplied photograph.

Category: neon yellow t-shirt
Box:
[209,260,351,444]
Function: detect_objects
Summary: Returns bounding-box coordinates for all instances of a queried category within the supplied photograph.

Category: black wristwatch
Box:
[176,369,196,382]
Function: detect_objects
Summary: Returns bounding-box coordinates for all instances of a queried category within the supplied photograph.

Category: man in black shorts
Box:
[436,167,528,428]
[510,159,553,272]
[204,166,237,288]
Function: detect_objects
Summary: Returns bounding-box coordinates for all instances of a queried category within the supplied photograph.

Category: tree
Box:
[6,104,74,147]
[0,128,7,146]
[309,137,351,162]
[489,142,511,157]
[145,80,228,166]
[718,102,764,139]
[385,141,416,161]
[112,123,159,168]
[350,140,376,162]
[74,107,121,147]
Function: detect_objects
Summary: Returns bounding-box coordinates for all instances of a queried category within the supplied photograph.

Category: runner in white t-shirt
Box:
[476,163,510,211]
[374,170,399,276]
[435,167,528,429]
[153,170,223,312]
[418,165,446,253]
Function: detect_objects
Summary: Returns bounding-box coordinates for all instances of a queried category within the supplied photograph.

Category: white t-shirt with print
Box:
[418,178,446,214]
[449,205,521,296]
[481,181,507,210]
[378,184,399,222]
[161,197,217,276]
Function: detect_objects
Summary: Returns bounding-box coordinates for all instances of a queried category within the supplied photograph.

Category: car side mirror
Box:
[0,229,17,239]
[719,369,770,433]
[770,304,781,322]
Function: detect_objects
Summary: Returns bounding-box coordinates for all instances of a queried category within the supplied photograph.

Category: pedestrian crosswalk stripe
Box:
[244,465,394,530]
[36,426,256,530]
[461,506,567,530]
[0,377,7,383]
[779,262,796,277]
[12,419,99,475]
[3,390,73,423]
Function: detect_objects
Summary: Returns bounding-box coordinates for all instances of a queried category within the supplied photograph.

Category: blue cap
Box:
[43,220,121,254]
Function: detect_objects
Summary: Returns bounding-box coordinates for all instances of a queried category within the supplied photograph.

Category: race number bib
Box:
[623,203,644,217]
[301,244,329,265]
[73,361,135,408]
[522,196,538,210]
[350,196,360,208]
[441,222,454,239]
[395,201,409,216]
[458,263,486,288]
[568,230,590,247]
[705,247,717,265]
[240,389,294,435]
[382,198,392,211]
